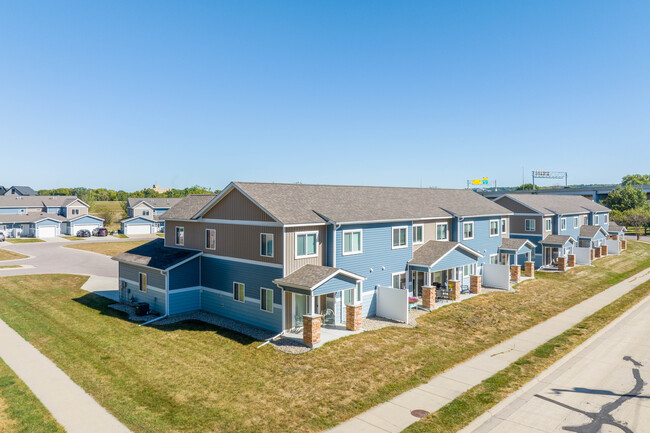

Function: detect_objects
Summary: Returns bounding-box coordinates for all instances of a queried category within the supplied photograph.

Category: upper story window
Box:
[574,216,579,228]
[501,218,507,235]
[392,226,408,249]
[138,272,147,292]
[594,215,599,225]
[296,231,318,258]
[260,233,274,257]
[561,218,567,231]
[583,215,589,225]
[545,218,552,231]
[71,208,80,215]
[233,282,245,303]
[143,210,150,216]
[525,219,536,232]
[436,223,448,241]
[463,222,474,240]
[489,220,499,237]
[205,229,216,250]
[175,226,184,246]
[342,230,362,255]
[412,224,423,245]
[604,214,609,223]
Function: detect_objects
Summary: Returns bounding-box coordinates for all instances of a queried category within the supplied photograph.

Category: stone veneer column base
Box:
[421,286,436,309]
[524,261,535,278]
[303,314,321,347]
[602,245,608,256]
[469,275,482,294]
[621,240,627,250]
[558,256,567,272]
[448,280,461,301]
[345,304,362,331]
[510,265,521,283]
[594,247,601,258]
[567,254,576,267]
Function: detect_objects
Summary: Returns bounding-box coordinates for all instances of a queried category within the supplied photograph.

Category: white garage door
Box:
[73,224,100,234]
[38,226,57,238]
[125,224,151,235]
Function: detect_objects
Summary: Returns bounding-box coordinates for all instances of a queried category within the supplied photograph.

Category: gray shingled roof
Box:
[540,235,575,246]
[500,238,534,251]
[272,264,363,290]
[10,186,37,196]
[112,238,201,270]
[497,194,609,215]
[127,197,184,209]
[0,196,82,208]
[212,182,511,225]
[608,222,626,233]
[160,194,217,220]
[409,241,481,267]
[579,225,607,239]
[0,213,64,223]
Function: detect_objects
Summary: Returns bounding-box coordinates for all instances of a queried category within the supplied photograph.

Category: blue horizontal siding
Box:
[430,248,477,272]
[35,219,60,227]
[169,257,200,289]
[124,217,154,225]
[312,274,358,296]
[201,289,282,332]
[169,290,200,315]
[70,215,103,224]
[0,208,26,214]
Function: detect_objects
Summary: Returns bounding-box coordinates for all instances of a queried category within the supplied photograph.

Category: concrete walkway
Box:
[328,267,650,433]
[81,275,120,302]
[0,318,131,433]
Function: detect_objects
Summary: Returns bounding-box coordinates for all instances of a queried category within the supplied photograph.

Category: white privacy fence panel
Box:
[607,239,620,255]
[482,264,510,290]
[376,286,408,323]
[574,247,591,265]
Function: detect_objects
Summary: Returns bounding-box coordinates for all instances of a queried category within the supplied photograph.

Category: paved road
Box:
[462,292,650,433]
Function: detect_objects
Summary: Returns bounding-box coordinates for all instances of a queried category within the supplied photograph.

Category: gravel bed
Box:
[109,303,158,322]
[362,308,428,331]
[271,338,311,354]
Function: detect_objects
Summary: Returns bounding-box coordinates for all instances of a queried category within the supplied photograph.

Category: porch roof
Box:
[579,225,608,240]
[273,264,365,295]
[608,222,626,234]
[499,237,536,252]
[408,240,482,270]
[112,238,202,271]
[539,235,576,247]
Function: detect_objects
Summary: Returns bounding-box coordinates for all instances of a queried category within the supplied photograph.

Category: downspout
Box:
[140,270,169,326]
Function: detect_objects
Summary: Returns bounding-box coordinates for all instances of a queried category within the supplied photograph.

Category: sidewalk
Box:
[328,267,650,433]
[0,319,131,433]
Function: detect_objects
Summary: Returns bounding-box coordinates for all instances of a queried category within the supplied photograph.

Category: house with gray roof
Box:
[114,182,518,346]
[2,186,37,196]
[120,197,184,235]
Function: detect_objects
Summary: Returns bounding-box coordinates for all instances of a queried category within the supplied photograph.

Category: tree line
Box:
[37,186,216,202]
[604,175,650,238]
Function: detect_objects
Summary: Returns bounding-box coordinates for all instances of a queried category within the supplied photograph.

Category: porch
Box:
[539,235,577,271]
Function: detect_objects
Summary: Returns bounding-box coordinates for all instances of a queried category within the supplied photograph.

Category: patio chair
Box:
[322,308,335,325]
[294,314,303,329]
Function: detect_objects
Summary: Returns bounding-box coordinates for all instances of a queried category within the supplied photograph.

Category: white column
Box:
[310,295,315,314]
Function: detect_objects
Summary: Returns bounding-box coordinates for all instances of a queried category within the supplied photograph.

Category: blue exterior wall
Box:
[200,255,283,332]
[169,289,201,315]
[510,233,544,267]
[35,219,60,228]
[70,215,102,225]
[312,274,358,296]
[430,248,477,272]
[0,208,26,214]
[335,222,412,317]
[556,213,582,239]
[454,216,504,270]
[169,257,201,290]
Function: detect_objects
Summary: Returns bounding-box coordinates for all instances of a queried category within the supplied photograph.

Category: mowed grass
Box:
[0,265,21,269]
[0,244,649,433]
[0,359,64,433]
[404,277,650,433]
[5,239,44,244]
[0,250,28,261]
[60,236,85,241]
[64,240,149,257]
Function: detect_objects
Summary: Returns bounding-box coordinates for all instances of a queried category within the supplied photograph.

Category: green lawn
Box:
[113,233,129,239]
[0,243,649,433]
[0,265,21,270]
[60,236,85,241]
[0,359,64,433]
[0,250,28,261]
[5,239,44,244]
[64,240,149,257]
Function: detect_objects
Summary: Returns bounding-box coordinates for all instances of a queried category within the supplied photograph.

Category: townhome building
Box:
[493,194,611,268]
[114,182,516,339]
[0,196,103,238]
[120,197,183,235]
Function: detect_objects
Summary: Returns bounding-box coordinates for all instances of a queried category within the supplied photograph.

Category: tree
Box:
[622,174,650,186]
[98,208,115,227]
[624,208,650,240]
[603,185,648,212]
[516,183,540,190]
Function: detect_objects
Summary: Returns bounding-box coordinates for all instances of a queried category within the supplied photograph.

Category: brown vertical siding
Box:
[284,225,326,274]
[203,188,275,222]
[164,219,283,265]
[510,215,542,235]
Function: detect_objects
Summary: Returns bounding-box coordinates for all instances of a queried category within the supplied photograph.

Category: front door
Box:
[413,271,425,298]
[293,293,307,329]
[500,253,509,266]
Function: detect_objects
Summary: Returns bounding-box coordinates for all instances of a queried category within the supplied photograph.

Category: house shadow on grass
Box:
[72,292,260,346]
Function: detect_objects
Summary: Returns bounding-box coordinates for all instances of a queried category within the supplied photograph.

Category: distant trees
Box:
[516,183,540,190]
[37,185,216,202]
[621,174,650,186]
[603,185,647,212]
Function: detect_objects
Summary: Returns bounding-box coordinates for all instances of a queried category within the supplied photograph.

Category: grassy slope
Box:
[0,359,64,433]
[0,250,28,261]
[64,240,149,257]
[89,201,125,231]
[0,244,648,433]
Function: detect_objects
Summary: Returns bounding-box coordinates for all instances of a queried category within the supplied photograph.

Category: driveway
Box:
[461,292,650,433]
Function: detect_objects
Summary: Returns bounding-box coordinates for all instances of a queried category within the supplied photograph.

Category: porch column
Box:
[303,314,321,347]
[448,280,461,301]
[558,256,567,272]
[567,254,576,267]
[621,239,627,250]
[590,248,596,261]
[594,246,601,258]
[469,275,482,294]
[345,304,362,331]
[602,244,608,256]
[510,265,521,283]
[524,261,535,278]
[422,285,436,309]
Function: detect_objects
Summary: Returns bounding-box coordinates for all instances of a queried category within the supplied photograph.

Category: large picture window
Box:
[296,232,318,258]
[525,219,536,232]
[392,272,406,289]
[175,226,184,245]
[343,230,362,255]
[392,226,407,249]
[260,233,274,257]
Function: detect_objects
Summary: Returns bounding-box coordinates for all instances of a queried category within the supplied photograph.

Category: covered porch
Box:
[498,238,536,268]
[273,264,365,347]
[539,235,577,271]
[578,225,609,249]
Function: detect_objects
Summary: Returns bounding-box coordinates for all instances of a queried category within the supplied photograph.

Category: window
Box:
[143,210,150,216]
[260,288,273,312]
[342,230,362,255]
[392,272,406,289]
[412,224,423,244]
[175,226,184,245]
[583,215,589,225]
[71,208,79,215]
[489,254,498,264]
[392,226,408,249]
[344,281,362,305]
[501,218,507,235]
[525,219,536,231]
[489,220,499,237]
[463,222,474,240]
[233,282,245,303]
[604,214,609,223]
[561,218,567,231]
[260,233,274,257]
[296,231,318,258]
[463,263,476,276]
[205,229,216,250]
[138,272,147,292]
[546,218,552,231]
[574,216,579,229]
[436,223,448,241]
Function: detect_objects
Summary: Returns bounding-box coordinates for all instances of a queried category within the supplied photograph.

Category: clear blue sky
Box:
[1,1,649,191]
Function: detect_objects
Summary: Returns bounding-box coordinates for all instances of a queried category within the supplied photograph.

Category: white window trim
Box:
[463,222,474,240]
[594,215,599,224]
[573,216,579,229]
[233,282,245,303]
[391,271,406,289]
[583,215,589,225]
[561,218,567,231]
[489,219,499,237]
[260,287,273,313]
[342,229,363,256]
[545,218,552,231]
[295,230,319,259]
[260,233,274,258]
[138,272,147,292]
[391,226,408,249]
[205,228,216,250]
[604,214,609,223]
[175,226,184,246]
[412,224,424,245]
[489,254,498,264]
[435,222,449,241]
[501,218,508,235]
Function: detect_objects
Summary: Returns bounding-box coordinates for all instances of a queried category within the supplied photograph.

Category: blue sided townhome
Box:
[120,197,183,235]
[113,183,551,345]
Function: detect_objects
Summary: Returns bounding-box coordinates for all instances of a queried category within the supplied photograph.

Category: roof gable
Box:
[200,185,276,222]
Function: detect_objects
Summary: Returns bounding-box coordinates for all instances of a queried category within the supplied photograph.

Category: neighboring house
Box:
[120,197,183,235]
[2,186,37,196]
[607,221,626,239]
[493,194,611,268]
[114,183,513,337]
[0,196,103,238]
[0,186,6,195]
